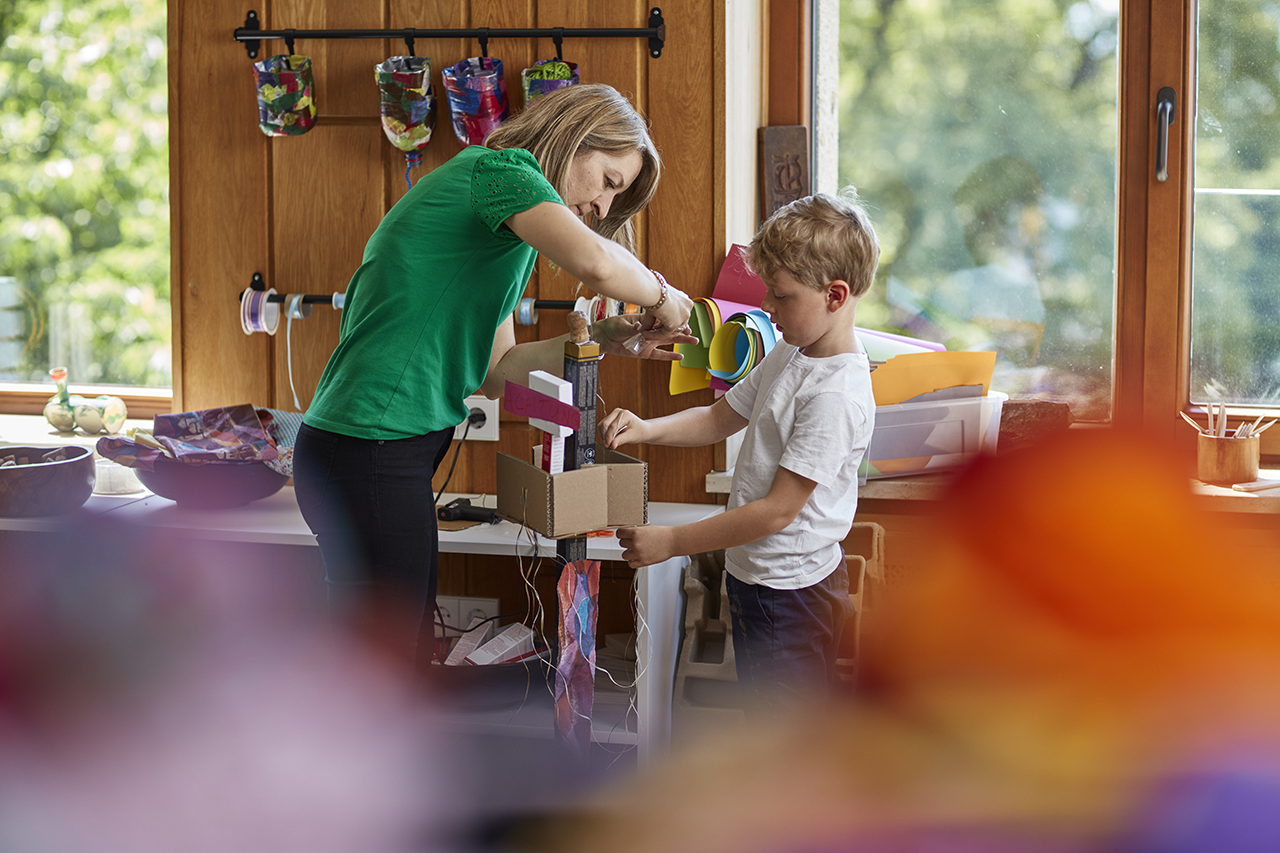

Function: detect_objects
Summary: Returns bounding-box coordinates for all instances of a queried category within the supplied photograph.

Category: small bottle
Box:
[43,367,78,433]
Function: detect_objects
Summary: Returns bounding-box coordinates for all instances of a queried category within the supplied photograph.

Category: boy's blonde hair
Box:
[747,190,880,298]
[485,83,660,253]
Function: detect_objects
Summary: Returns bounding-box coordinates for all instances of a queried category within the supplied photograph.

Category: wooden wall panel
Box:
[175,0,722,504]
[172,0,271,412]
[644,0,719,503]
[270,126,384,411]
[386,0,466,211]
[270,0,387,118]
[534,1,651,484]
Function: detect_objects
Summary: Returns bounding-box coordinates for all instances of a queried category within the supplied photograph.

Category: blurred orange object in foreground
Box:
[517,427,1280,853]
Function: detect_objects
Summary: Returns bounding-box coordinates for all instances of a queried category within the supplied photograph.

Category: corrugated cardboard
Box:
[496,444,648,538]
[596,445,648,527]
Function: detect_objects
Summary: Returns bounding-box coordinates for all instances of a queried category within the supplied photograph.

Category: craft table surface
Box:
[0,485,723,762]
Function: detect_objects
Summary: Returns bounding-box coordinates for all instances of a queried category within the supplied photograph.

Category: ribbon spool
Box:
[240,287,281,335]
[518,297,539,326]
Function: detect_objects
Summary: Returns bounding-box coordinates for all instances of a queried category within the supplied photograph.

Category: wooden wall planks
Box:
[171,0,272,411]
[173,0,723,505]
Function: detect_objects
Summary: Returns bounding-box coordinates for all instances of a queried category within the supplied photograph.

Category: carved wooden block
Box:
[758,125,810,222]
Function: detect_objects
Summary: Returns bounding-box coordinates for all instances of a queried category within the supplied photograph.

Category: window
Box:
[0,0,170,413]
[1189,0,1280,408]
[825,0,1279,435]
[834,0,1119,421]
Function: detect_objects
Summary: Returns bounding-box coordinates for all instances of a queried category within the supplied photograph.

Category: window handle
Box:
[1156,87,1178,183]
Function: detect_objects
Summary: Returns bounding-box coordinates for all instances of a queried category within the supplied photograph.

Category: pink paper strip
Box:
[503,380,581,431]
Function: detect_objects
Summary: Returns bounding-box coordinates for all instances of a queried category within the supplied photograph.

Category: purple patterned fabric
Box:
[97,405,279,471]
[554,559,600,755]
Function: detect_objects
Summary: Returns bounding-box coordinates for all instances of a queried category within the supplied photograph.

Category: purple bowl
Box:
[0,445,96,517]
[135,455,287,509]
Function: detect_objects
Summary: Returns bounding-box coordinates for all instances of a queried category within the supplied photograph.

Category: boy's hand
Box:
[599,407,648,449]
[616,525,677,568]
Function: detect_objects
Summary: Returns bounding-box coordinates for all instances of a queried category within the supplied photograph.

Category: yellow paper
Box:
[870,351,997,407]
[670,361,711,395]
[709,320,746,373]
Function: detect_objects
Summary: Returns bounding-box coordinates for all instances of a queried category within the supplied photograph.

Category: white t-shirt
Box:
[722,341,875,589]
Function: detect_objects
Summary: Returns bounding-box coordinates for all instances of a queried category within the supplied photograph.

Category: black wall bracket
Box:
[234,8,666,60]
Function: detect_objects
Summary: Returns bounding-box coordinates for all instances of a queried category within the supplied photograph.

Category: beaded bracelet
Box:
[647,269,669,312]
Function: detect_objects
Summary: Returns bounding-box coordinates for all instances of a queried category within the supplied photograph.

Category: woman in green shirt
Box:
[294,84,694,670]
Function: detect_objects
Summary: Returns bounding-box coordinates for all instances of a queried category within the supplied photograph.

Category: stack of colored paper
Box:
[670,246,947,395]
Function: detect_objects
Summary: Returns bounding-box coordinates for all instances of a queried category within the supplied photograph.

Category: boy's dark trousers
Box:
[726,561,854,719]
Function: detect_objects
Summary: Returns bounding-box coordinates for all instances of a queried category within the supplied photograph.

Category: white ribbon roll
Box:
[285,293,311,410]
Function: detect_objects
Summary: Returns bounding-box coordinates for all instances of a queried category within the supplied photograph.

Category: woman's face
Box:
[563,149,643,221]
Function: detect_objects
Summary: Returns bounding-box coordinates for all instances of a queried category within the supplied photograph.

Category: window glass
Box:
[1190,0,1280,406]
[837,0,1119,420]
[0,0,170,388]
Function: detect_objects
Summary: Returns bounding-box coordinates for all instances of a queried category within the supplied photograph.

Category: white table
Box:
[1,486,722,762]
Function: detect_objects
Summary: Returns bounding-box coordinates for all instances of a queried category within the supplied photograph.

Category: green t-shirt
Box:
[305,147,563,439]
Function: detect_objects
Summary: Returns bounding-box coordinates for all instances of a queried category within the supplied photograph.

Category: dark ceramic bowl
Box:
[135,455,288,509]
[423,654,556,709]
[0,445,96,517]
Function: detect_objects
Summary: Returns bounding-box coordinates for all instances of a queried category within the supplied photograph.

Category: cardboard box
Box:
[859,391,1007,483]
[496,443,648,538]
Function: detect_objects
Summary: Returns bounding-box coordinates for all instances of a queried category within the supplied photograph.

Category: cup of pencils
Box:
[1184,403,1274,486]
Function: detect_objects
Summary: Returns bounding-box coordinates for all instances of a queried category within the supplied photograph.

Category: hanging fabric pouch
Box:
[521,58,579,105]
[253,54,317,137]
[376,56,436,170]
[441,56,510,147]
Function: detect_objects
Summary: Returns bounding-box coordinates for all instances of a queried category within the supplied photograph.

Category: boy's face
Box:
[760,269,839,355]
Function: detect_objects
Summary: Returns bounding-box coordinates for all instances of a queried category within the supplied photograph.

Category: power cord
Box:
[433,405,489,505]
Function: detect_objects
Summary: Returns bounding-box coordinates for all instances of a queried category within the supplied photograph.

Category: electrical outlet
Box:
[457,596,500,626]
[435,596,499,638]
[435,596,461,638]
[453,395,500,442]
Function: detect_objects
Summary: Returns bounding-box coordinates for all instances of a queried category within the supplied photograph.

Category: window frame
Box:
[789,0,1276,455]
[0,384,172,420]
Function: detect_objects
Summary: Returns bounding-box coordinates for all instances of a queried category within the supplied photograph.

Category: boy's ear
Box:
[826,279,851,311]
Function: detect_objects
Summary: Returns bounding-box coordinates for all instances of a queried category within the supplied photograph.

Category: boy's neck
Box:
[799,307,859,359]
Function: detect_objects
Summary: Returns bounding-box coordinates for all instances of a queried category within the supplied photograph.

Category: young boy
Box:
[599,191,880,718]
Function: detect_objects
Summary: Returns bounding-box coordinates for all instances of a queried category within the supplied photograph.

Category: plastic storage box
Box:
[858,391,1007,484]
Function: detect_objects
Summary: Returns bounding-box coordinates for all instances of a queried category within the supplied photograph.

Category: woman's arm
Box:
[616,466,818,568]
[504,201,693,333]
[478,315,698,399]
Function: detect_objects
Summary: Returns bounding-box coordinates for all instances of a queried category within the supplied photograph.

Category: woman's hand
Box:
[599,407,648,449]
[592,315,697,361]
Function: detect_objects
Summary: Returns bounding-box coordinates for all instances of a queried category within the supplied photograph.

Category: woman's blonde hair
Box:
[747,189,880,298]
[485,83,660,252]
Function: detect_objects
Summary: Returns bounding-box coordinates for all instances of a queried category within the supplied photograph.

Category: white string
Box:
[285,293,305,410]
[502,489,651,754]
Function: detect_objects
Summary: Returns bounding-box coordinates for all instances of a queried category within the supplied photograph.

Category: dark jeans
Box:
[293,421,454,664]
[726,561,854,720]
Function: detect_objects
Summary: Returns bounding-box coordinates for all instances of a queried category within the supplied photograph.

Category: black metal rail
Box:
[241,273,575,311]
[234,8,666,59]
